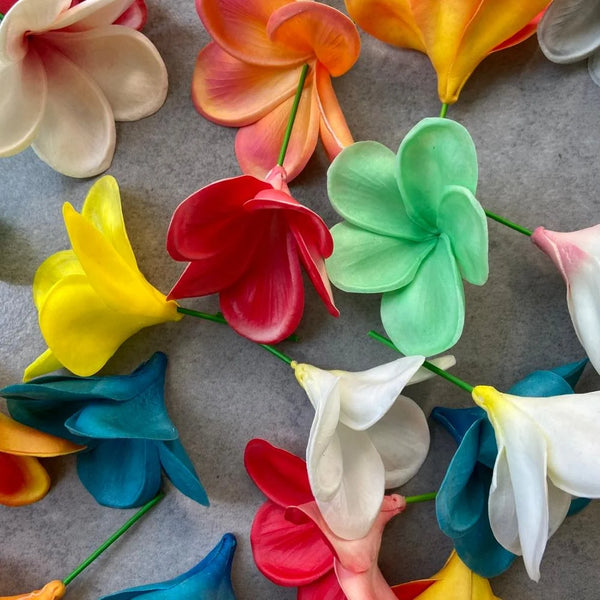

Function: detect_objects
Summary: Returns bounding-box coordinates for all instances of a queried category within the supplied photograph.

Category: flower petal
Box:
[31,44,115,178]
[381,235,464,356]
[50,0,134,31]
[327,223,436,293]
[407,355,457,385]
[23,349,64,382]
[0,453,49,506]
[114,0,146,29]
[33,250,83,311]
[43,26,167,121]
[192,42,302,126]
[298,570,346,600]
[588,51,600,86]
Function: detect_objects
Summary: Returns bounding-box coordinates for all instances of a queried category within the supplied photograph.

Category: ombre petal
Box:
[493,11,545,52]
[114,0,146,29]
[0,580,66,600]
[49,0,134,31]
[0,454,50,506]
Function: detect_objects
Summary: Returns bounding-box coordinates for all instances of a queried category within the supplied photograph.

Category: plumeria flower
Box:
[99,533,237,600]
[345,0,548,104]
[0,412,82,506]
[532,225,600,375]
[538,0,600,86]
[3,353,208,508]
[25,175,181,381]
[326,118,488,356]
[193,0,360,180]
[0,0,167,177]
[167,165,338,344]
[433,359,588,578]
[245,439,404,600]
[471,383,600,581]
[0,580,66,600]
[292,354,455,539]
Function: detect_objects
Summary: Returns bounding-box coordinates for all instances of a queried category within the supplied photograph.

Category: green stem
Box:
[277,64,310,166]
[367,331,474,393]
[0,13,3,22]
[439,103,449,118]
[485,209,532,237]
[63,492,163,586]
[405,492,437,504]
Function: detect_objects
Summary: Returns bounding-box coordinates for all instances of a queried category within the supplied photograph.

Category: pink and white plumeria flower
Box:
[532,225,600,373]
[0,0,167,177]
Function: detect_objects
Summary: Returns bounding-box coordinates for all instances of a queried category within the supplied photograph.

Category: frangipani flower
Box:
[532,225,600,375]
[0,412,82,506]
[25,175,181,381]
[193,0,360,180]
[167,166,338,343]
[99,533,237,600]
[4,353,208,508]
[432,359,588,578]
[472,383,600,581]
[391,551,500,599]
[538,0,600,86]
[0,0,167,177]
[292,354,455,539]
[345,0,548,104]
[326,118,488,356]
[0,580,65,600]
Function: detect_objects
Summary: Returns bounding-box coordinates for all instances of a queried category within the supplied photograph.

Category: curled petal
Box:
[23,350,64,383]
[0,453,50,506]
[33,250,83,311]
[50,0,134,31]
[0,580,66,600]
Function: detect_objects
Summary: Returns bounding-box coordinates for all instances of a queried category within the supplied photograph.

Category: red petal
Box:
[391,580,436,599]
[0,453,50,506]
[298,570,347,600]
[244,438,313,506]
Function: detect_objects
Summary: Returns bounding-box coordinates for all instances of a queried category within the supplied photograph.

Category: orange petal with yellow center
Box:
[492,10,546,52]
[0,453,50,506]
[0,580,66,600]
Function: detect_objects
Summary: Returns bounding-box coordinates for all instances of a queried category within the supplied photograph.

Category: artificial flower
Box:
[193,0,360,180]
[432,359,589,578]
[326,118,488,356]
[0,0,167,177]
[4,352,208,508]
[292,354,455,539]
[245,439,405,600]
[532,225,600,374]
[0,412,81,506]
[0,580,65,600]
[345,0,548,104]
[167,165,338,343]
[25,176,181,381]
[538,0,600,86]
[471,382,600,581]
[99,533,237,600]
[391,551,500,599]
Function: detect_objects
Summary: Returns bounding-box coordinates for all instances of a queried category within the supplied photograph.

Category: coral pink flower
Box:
[245,439,405,600]
[192,0,360,181]
[167,166,338,343]
[0,0,166,177]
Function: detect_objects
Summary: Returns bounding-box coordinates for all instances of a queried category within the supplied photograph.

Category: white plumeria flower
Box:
[0,0,167,177]
[532,225,600,374]
[292,354,455,540]
[538,0,600,86]
[472,385,600,582]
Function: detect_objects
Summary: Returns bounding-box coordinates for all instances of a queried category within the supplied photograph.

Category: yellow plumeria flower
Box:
[24,176,181,381]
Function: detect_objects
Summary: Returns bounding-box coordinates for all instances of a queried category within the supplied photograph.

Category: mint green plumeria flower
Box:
[326,117,488,355]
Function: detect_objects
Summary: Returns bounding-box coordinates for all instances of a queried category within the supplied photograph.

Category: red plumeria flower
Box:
[192,0,360,181]
[167,166,338,343]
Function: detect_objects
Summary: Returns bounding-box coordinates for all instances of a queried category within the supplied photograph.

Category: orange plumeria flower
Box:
[345,0,549,104]
[193,0,360,180]
[0,581,65,600]
[0,413,82,506]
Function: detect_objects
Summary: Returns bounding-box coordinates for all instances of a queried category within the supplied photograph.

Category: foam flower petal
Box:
[298,570,346,600]
[49,0,134,31]
[0,580,66,600]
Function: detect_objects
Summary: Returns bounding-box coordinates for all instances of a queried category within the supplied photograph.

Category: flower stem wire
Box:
[484,209,532,236]
[278,64,310,166]
[439,103,449,118]
[405,491,437,504]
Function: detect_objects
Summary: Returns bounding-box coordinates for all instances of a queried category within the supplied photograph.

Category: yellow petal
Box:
[32,250,83,311]
[23,349,64,382]
[0,580,66,600]
[0,454,50,506]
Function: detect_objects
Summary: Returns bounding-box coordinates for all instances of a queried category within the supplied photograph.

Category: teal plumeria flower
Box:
[326,117,488,355]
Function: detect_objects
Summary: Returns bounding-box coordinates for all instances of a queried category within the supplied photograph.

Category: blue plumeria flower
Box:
[100,533,237,600]
[432,359,590,578]
[1,352,208,509]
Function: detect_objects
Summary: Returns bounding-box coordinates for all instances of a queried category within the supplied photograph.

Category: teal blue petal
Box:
[381,234,464,355]
[99,534,237,600]
[327,141,431,239]
[437,185,488,285]
[397,118,478,231]
[159,440,209,506]
[326,222,436,293]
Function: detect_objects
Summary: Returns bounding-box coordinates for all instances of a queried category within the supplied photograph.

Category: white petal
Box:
[0,50,46,156]
[407,354,456,385]
[547,479,571,539]
[588,51,600,86]
[50,0,133,31]
[333,356,425,431]
[538,0,600,63]
[31,45,115,177]
[43,26,167,120]
[367,394,430,488]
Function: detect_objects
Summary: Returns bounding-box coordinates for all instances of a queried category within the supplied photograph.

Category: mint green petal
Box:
[328,141,431,240]
[381,234,465,356]
[326,222,436,293]
[437,185,489,285]
[397,118,478,230]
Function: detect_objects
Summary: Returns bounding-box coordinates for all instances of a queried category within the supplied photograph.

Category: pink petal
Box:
[298,570,347,600]
[251,501,333,586]
[192,42,302,126]
[244,439,313,506]
[335,560,400,600]
[114,0,146,29]
[235,76,319,181]
[50,0,134,31]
